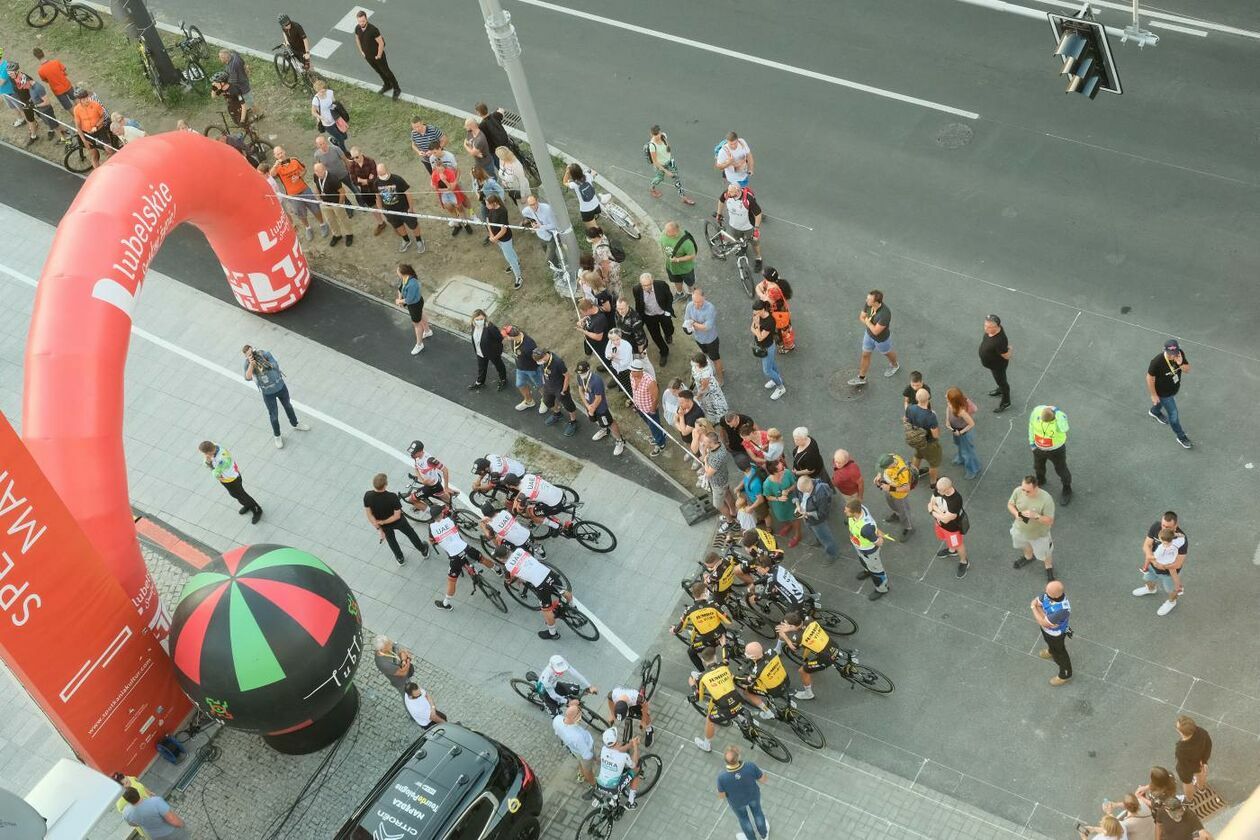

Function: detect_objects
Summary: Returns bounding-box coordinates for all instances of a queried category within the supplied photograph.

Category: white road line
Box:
[0,262,642,663]
[310,37,343,59]
[1149,20,1208,37]
[954,0,1131,39]
[1021,0,1260,40]
[332,6,372,33]
[512,0,980,120]
[1025,310,1081,398]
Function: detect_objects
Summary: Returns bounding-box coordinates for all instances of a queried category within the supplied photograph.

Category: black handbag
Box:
[752,343,768,358]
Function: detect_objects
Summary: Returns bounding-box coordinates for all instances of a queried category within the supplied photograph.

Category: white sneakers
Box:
[613,439,626,456]
[885,364,901,377]
[293,423,311,431]
[1132,586,1156,597]
[1157,599,1178,616]
[770,386,787,401]
[757,706,775,720]
[793,686,814,701]
[423,328,433,339]
[411,343,424,355]
[537,402,549,415]
[592,428,609,441]
[764,380,775,389]
[1133,586,1180,615]
[274,436,284,449]
[515,400,536,411]
[693,737,712,752]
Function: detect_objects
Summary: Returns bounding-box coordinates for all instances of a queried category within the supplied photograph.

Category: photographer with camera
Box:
[242,345,311,448]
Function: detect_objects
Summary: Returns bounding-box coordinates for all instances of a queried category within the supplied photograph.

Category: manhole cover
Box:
[828,369,869,401]
[935,123,974,149]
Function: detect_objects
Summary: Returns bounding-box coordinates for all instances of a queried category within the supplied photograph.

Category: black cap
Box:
[613,700,629,721]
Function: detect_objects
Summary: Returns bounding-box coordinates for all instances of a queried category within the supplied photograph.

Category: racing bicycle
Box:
[61,131,113,174]
[747,686,826,749]
[455,553,508,614]
[575,753,663,839]
[704,216,755,297]
[203,110,270,167]
[527,506,617,554]
[26,0,102,30]
[272,43,316,92]
[468,475,580,512]
[503,566,600,642]
[510,671,610,729]
[686,701,791,763]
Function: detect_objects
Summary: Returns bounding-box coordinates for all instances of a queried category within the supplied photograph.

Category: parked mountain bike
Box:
[617,654,660,743]
[704,217,755,297]
[61,132,112,174]
[503,566,599,641]
[173,21,208,87]
[203,111,270,166]
[272,43,316,92]
[509,671,610,729]
[575,753,663,839]
[26,0,102,30]
[686,702,791,763]
[137,39,165,102]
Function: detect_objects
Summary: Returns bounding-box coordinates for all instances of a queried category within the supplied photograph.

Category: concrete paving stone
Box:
[922,586,1007,639]
[1102,651,1197,707]
[1182,679,1260,739]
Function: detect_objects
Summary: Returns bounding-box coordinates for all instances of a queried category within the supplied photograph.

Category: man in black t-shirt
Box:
[354,10,401,98]
[375,163,424,252]
[485,194,523,289]
[979,314,1012,412]
[363,473,429,565]
[848,289,899,386]
[504,326,542,411]
[929,478,968,578]
[1146,339,1191,448]
[533,348,579,437]
[576,299,610,361]
[278,15,310,69]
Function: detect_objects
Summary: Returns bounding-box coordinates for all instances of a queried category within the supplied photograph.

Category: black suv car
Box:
[335,723,543,840]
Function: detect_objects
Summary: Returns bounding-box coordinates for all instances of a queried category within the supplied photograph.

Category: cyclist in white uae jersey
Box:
[494,545,570,639]
[540,654,597,715]
[480,504,547,559]
[596,728,641,807]
[607,685,655,747]
[471,454,526,498]
[504,473,566,531]
[406,440,453,507]
[429,505,498,611]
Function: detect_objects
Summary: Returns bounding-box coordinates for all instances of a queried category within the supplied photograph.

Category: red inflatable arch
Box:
[22,132,310,633]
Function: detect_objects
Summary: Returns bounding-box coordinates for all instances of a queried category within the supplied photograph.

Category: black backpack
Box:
[331,99,350,123]
[577,179,596,204]
[605,239,626,263]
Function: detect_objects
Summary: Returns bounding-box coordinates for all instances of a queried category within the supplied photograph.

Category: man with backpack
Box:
[717,182,764,273]
[645,125,696,206]
[873,453,915,539]
[659,220,697,303]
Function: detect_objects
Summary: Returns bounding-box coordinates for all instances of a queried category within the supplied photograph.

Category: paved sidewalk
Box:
[0,202,707,790]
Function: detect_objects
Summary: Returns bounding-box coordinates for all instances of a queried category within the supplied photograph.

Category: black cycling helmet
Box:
[278,13,291,25]
[406,440,424,457]
[501,474,521,487]
[472,457,491,475]
[73,87,90,99]
[427,503,447,520]
[613,700,630,721]
[492,544,511,560]
[480,503,497,518]
[210,70,228,84]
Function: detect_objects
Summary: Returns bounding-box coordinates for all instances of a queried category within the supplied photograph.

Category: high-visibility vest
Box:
[848,507,877,549]
[1029,407,1068,450]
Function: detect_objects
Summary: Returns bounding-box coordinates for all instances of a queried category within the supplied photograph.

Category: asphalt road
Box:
[39,0,1260,831]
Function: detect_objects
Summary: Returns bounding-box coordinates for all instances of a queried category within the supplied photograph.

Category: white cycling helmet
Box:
[549,655,569,674]
[601,728,618,746]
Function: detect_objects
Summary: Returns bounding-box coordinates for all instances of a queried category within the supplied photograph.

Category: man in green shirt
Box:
[1008,475,1055,580]
[198,440,263,523]
[659,220,697,303]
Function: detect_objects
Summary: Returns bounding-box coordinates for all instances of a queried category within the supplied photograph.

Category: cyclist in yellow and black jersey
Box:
[740,527,784,569]
[672,582,733,673]
[734,641,788,720]
[698,551,743,605]
[777,610,844,702]
[688,648,744,753]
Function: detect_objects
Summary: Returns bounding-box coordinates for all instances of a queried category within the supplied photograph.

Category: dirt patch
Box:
[3,1,703,492]
[509,437,581,485]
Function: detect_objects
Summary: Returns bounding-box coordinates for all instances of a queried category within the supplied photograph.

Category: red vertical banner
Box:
[0,412,190,775]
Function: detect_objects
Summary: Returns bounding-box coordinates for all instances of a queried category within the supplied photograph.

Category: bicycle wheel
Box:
[517,146,541,185]
[26,1,57,27]
[731,603,776,641]
[183,58,206,85]
[814,607,858,637]
[69,3,103,30]
[468,487,496,508]
[248,138,271,165]
[452,509,482,534]
[186,25,205,49]
[703,218,727,259]
[63,141,91,174]
[843,662,895,694]
[273,52,298,88]
[579,702,610,731]
[781,644,804,666]
[400,501,432,525]
[687,696,732,727]
[572,520,617,553]
[639,654,661,701]
[736,255,755,298]
[509,677,546,710]
[503,577,534,608]
[557,484,581,508]
[141,51,165,102]
[576,809,614,840]
[475,575,509,614]
[634,753,663,796]
[560,605,600,642]
[608,207,641,240]
[747,722,792,763]
[787,709,827,749]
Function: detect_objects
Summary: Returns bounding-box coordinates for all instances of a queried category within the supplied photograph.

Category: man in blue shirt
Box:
[242,345,312,448]
[684,287,723,384]
[120,787,189,838]
[1031,580,1072,686]
[716,745,768,840]
[575,362,626,456]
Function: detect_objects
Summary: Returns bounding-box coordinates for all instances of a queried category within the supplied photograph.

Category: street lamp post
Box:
[477,0,581,292]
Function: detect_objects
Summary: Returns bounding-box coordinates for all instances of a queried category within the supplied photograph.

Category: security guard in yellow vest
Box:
[845,498,889,600]
[672,581,732,674]
[1028,405,1072,505]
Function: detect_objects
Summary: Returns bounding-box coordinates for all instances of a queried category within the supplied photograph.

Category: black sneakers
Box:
[1013,555,1034,569]
[433,600,452,611]
[935,546,957,558]
[956,562,969,579]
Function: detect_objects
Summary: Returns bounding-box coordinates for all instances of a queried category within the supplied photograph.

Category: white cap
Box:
[602,728,618,746]
[549,655,569,674]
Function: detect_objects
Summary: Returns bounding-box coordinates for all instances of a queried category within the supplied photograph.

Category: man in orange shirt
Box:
[269,145,328,241]
[72,88,115,168]
[33,47,74,111]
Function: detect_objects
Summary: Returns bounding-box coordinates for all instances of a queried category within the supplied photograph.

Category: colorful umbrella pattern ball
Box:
[168,544,363,735]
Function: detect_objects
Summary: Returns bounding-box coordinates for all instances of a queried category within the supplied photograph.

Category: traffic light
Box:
[1049,11,1122,98]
